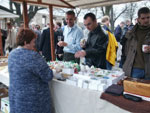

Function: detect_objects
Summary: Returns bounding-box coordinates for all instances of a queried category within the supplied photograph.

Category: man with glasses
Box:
[75,13,108,69]
[57,10,83,63]
[123,7,150,79]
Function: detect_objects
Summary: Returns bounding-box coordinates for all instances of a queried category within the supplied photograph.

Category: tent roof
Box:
[0,9,19,18]
[12,0,143,9]
[65,0,144,9]
[12,0,75,8]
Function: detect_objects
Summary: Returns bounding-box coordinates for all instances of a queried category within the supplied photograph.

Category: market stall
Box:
[0,58,128,113]
[1,0,148,112]
[1,59,150,113]
[0,63,130,113]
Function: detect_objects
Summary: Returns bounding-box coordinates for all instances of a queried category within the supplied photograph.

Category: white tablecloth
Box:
[0,66,9,86]
[50,79,130,113]
[0,68,130,113]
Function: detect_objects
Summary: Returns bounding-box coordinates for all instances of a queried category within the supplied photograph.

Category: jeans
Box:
[119,59,123,68]
[106,61,112,70]
[131,68,145,79]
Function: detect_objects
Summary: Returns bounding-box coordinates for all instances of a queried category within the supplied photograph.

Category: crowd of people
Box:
[1,6,149,113]
[1,7,149,75]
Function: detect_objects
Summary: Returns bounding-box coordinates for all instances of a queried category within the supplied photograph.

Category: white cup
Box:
[58,36,63,41]
[142,44,148,52]
[80,38,86,48]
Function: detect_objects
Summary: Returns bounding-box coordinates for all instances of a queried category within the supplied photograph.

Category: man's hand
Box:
[75,50,86,58]
[57,41,68,47]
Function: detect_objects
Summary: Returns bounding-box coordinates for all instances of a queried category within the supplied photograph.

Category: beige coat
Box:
[5,29,17,51]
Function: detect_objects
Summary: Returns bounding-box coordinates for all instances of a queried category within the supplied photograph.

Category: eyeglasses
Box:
[84,22,92,27]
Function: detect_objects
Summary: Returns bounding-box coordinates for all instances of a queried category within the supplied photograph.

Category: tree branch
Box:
[54,8,66,14]
[101,7,105,16]
[38,7,46,10]
[13,2,21,15]
[29,6,33,13]
[113,6,127,22]
[74,8,81,18]
[28,6,46,22]
[0,5,13,13]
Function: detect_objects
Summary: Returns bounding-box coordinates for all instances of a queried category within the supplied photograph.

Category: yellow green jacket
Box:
[106,31,118,66]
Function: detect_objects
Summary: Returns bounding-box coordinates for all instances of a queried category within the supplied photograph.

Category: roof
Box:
[65,0,144,8]
[0,9,19,18]
[12,0,75,8]
[12,0,143,9]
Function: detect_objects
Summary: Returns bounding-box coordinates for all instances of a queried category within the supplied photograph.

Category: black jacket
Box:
[40,28,56,61]
[34,30,41,52]
[114,25,122,42]
[55,28,64,54]
[85,24,108,69]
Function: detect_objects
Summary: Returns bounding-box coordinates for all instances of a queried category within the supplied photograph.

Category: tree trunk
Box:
[103,5,114,32]
[110,7,114,32]
[105,5,112,16]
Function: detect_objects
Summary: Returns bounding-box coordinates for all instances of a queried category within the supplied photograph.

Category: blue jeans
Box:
[106,61,112,70]
[119,59,123,68]
[131,68,145,79]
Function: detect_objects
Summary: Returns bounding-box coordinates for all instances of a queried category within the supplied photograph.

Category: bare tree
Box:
[0,1,45,25]
[123,3,137,23]
[100,5,113,30]
[142,1,150,7]
[100,5,127,31]
[53,8,67,14]
[53,7,83,24]
[53,8,82,19]
[74,8,82,18]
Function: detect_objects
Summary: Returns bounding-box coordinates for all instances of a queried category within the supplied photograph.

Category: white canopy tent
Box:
[0,9,19,18]
[11,0,75,8]
[12,0,145,8]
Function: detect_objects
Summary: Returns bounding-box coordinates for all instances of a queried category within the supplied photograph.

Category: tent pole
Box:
[0,28,3,56]
[49,5,55,61]
[22,1,29,28]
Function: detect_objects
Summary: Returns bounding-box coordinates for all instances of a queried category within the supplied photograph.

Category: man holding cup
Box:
[123,7,150,79]
[75,13,108,69]
[57,10,83,63]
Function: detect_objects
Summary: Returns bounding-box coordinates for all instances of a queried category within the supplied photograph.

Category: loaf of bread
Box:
[123,80,150,97]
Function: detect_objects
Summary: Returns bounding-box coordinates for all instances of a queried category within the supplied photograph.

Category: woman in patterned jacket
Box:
[8,28,53,113]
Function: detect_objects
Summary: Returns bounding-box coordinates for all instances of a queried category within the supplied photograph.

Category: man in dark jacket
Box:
[119,20,134,68]
[123,7,150,79]
[114,22,125,64]
[39,26,56,61]
[34,25,41,52]
[75,13,108,69]
[114,22,125,42]
[55,22,64,61]
[1,29,7,54]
